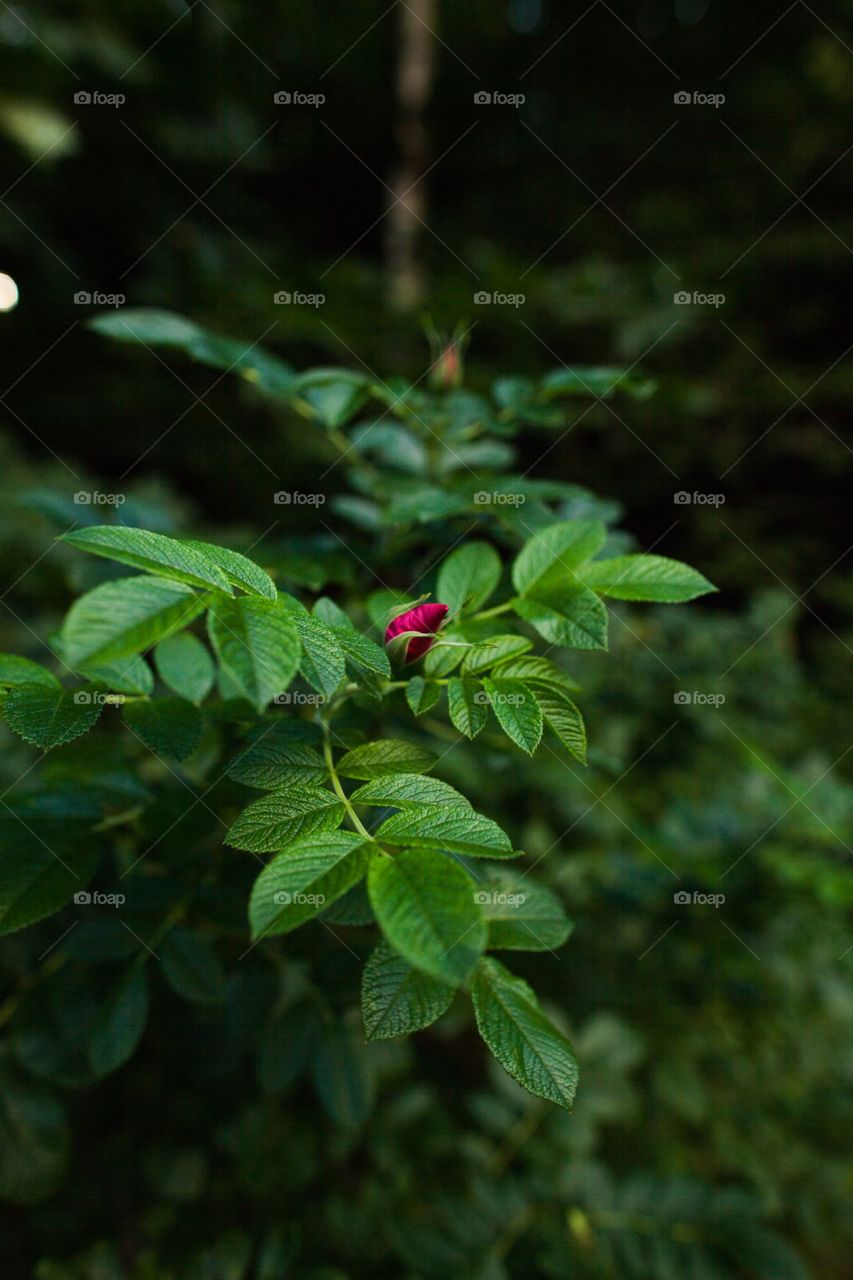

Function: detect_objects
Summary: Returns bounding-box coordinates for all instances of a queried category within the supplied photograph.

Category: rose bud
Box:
[385,602,449,663]
[430,341,462,391]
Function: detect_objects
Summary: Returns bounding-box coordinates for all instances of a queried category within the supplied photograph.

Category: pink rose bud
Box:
[385,602,449,663]
[430,342,463,390]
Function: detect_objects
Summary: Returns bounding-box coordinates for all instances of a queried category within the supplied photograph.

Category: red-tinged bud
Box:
[430,342,463,390]
[385,602,449,662]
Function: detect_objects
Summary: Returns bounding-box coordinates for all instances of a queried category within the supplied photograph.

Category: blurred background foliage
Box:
[1,1,851,1277]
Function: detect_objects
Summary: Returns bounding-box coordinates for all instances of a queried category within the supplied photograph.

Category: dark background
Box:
[1,0,851,608]
[1,7,852,1276]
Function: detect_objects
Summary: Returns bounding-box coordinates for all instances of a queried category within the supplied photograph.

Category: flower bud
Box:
[385,602,449,662]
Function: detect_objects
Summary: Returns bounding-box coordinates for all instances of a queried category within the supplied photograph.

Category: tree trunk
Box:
[385,0,437,311]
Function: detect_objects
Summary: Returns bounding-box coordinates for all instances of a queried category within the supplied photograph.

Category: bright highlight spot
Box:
[0,273,19,312]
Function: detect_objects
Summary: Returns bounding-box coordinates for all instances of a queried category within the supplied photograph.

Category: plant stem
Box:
[471,600,514,622]
[321,727,373,841]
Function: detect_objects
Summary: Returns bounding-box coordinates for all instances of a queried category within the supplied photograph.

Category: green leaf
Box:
[362,941,454,1040]
[538,690,587,763]
[476,868,573,952]
[160,927,225,1002]
[62,526,233,593]
[491,654,581,695]
[512,519,606,597]
[447,676,488,739]
[207,596,301,714]
[482,678,543,755]
[292,370,372,429]
[0,655,60,690]
[312,1019,375,1127]
[123,697,203,761]
[226,785,345,854]
[461,634,533,676]
[405,675,441,716]
[249,831,370,938]
[368,847,486,985]
[61,576,205,667]
[154,632,215,704]
[75,653,154,696]
[514,587,608,650]
[292,613,346,698]
[471,958,579,1109]
[351,773,472,811]
[337,739,434,781]
[376,807,516,859]
[88,967,149,1077]
[436,541,502,616]
[88,309,296,397]
[580,554,716,602]
[3,683,103,750]
[89,307,203,346]
[0,1055,68,1205]
[540,365,656,400]
[183,540,277,600]
[335,628,391,680]
[227,723,326,790]
[0,824,98,936]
